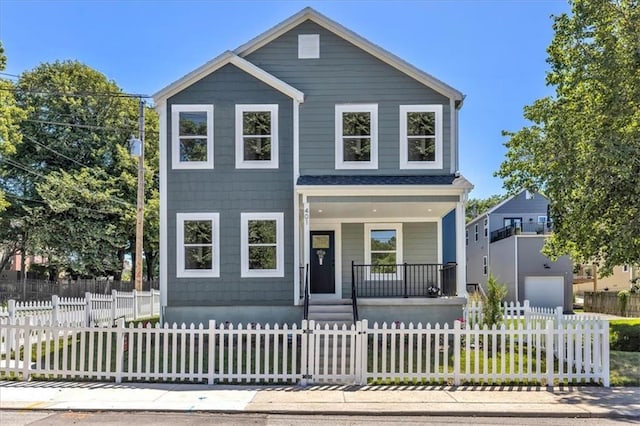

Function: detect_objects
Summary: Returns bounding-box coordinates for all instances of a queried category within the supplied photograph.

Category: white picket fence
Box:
[463,300,600,328]
[0,316,609,387]
[0,290,160,328]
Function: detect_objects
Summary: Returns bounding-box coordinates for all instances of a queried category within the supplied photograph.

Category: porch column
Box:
[455,200,468,297]
[303,198,310,279]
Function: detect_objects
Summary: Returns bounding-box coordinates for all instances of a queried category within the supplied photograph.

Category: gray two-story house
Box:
[466,190,573,311]
[154,8,473,326]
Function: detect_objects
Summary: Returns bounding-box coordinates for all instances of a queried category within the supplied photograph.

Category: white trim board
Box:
[153,52,304,104]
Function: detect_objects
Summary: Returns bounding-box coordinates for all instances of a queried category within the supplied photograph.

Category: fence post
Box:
[300,319,310,385]
[602,320,610,387]
[111,289,118,324]
[208,320,216,385]
[8,299,16,326]
[546,319,554,388]
[132,289,139,320]
[454,320,461,386]
[21,322,32,381]
[51,295,59,326]
[555,306,563,327]
[360,319,368,385]
[115,317,125,383]
[523,300,530,325]
[85,292,92,327]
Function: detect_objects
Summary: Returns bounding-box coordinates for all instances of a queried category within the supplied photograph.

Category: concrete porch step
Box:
[308,298,352,305]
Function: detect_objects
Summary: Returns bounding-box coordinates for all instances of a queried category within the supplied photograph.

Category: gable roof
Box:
[235,7,464,105]
[153,51,304,103]
[466,190,548,226]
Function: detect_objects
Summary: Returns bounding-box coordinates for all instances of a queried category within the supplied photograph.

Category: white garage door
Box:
[524,276,564,309]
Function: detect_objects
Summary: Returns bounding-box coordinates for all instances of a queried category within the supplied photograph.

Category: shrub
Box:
[610,319,640,352]
[482,274,508,327]
[617,290,630,316]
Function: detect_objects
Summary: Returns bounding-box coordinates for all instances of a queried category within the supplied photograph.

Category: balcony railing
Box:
[351,262,457,298]
[490,222,553,243]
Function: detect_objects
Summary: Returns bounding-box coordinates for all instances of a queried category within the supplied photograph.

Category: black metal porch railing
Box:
[490,221,553,243]
[351,262,457,298]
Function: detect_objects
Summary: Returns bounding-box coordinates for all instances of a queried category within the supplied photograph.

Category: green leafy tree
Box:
[1,60,159,279]
[465,194,507,222]
[0,42,26,212]
[496,0,640,275]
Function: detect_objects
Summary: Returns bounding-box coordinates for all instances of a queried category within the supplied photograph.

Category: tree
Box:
[496,0,640,275]
[465,194,508,222]
[0,60,159,279]
[0,42,26,211]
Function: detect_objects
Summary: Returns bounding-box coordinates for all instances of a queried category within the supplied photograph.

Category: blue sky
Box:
[0,0,569,198]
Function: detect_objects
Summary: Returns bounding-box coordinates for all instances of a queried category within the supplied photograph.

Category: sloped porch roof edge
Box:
[296,174,473,195]
[153,51,304,104]
[234,7,464,105]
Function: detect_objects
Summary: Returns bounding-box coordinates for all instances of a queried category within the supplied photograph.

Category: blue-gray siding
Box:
[166,63,294,308]
[246,20,453,175]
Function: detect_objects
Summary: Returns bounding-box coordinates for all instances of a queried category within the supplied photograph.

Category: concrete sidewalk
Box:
[1,381,639,418]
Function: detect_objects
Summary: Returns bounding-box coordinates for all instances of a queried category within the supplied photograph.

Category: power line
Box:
[23,135,94,170]
[24,118,159,137]
[0,86,150,99]
[5,193,123,216]
[0,157,134,208]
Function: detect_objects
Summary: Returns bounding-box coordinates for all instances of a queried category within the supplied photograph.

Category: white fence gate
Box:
[0,317,609,387]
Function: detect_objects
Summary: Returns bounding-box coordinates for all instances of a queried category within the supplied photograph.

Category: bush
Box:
[482,274,508,327]
[610,319,640,352]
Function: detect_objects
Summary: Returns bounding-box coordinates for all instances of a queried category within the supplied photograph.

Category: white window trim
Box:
[465,229,469,246]
[171,104,214,170]
[364,223,403,279]
[235,104,279,169]
[484,218,488,238]
[482,256,488,276]
[241,212,284,278]
[335,104,378,170]
[537,216,547,223]
[176,212,220,278]
[474,224,479,242]
[399,104,443,169]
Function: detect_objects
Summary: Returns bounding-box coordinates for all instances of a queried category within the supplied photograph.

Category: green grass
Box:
[609,351,640,386]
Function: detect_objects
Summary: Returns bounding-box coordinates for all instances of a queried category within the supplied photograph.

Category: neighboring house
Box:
[466,190,573,312]
[574,264,639,294]
[153,8,473,326]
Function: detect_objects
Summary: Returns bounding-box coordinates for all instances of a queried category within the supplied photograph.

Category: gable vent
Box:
[298,34,319,59]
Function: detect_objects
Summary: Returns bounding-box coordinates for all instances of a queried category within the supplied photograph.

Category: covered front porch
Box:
[294,176,472,318]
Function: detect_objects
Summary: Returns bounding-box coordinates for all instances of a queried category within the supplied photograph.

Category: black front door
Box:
[310,231,335,294]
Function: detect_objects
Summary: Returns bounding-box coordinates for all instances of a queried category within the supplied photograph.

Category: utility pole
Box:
[134,99,145,291]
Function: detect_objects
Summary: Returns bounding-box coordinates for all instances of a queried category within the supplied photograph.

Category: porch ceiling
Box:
[309,201,456,220]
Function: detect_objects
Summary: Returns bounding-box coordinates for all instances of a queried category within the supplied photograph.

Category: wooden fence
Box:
[0,290,160,329]
[584,291,640,317]
[0,317,609,387]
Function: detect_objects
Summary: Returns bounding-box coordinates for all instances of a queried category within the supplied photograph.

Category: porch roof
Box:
[297,175,457,186]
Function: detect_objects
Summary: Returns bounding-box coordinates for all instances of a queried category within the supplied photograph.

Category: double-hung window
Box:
[364,224,402,277]
[171,105,214,169]
[235,104,278,169]
[176,213,220,278]
[482,256,488,275]
[241,213,284,277]
[399,105,443,169]
[335,104,378,169]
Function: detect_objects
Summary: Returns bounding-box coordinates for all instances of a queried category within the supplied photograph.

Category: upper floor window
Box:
[241,212,284,277]
[399,105,443,169]
[176,213,220,278]
[172,105,214,169]
[235,104,278,169]
[474,224,479,241]
[484,218,488,238]
[465,229,469,246]
[335,104,378,170]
